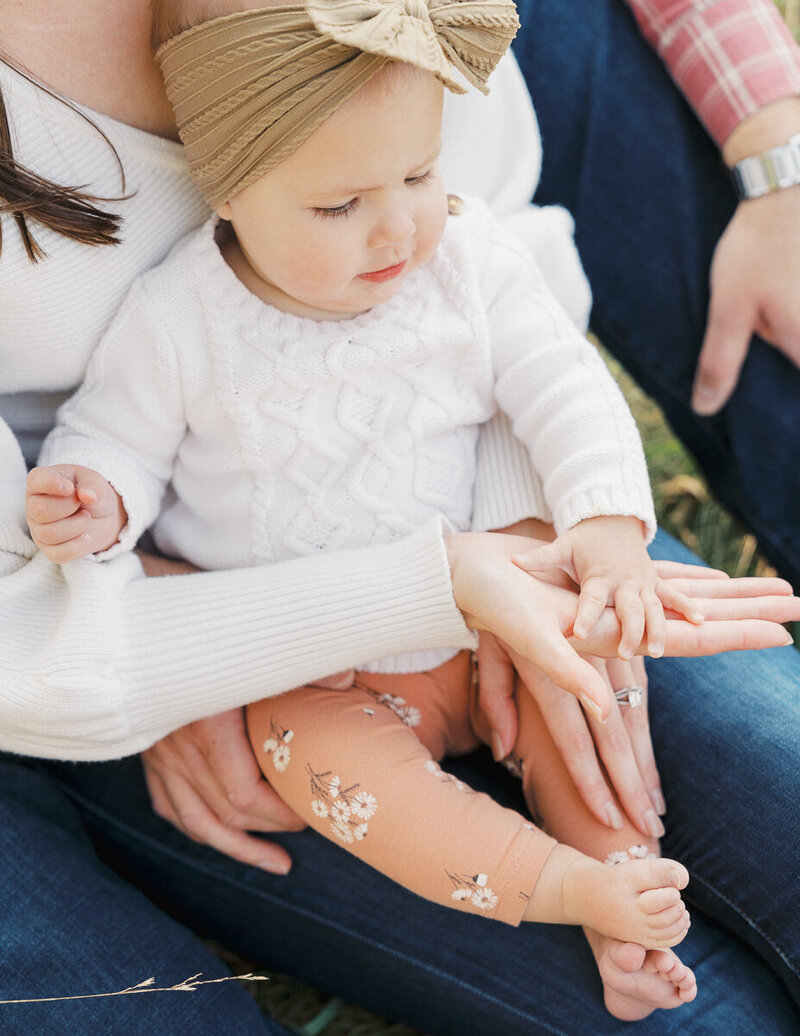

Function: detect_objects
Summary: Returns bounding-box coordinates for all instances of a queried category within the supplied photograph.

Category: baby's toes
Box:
[637,886,681,916]
[664,960,697,1000]
[645,951,698,998]
[645,904,691,945]
[646,951,698,1002]
[627,857,689,894]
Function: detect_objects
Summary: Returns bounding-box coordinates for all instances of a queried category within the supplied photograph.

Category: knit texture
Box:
[42,198,655,673]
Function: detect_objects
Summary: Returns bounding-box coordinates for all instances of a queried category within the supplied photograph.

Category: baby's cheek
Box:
[418,204,448,264]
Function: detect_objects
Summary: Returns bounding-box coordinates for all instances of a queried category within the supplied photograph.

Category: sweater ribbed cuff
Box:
[473,411,551,532]
[119,516,476,750]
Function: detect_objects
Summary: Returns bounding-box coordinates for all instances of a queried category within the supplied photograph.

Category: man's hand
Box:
[692,97,800,414]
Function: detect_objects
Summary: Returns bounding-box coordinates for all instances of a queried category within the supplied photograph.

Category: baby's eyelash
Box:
[406,169,433,186]
[313,198,360,220]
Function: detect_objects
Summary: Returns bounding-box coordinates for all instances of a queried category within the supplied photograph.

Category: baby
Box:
[26,0,697,1020]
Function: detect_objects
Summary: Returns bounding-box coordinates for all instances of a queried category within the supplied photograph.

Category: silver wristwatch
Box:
[731,132,800,200]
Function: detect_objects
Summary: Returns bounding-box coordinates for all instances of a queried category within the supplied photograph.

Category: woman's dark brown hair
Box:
[0,65,125,263]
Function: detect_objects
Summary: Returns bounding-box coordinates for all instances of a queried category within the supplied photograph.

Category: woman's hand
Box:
[692,98,800,414]
[447,531,798,720]
[473,548,797,833]
[141,707,306,873]
[478,634,663,839]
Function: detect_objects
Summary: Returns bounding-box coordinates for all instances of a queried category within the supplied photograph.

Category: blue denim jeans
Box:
[513,0,800,591]
[1,531,799,1035]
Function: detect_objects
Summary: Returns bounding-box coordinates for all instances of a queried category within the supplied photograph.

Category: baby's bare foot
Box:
[526,846,690,948]
[585,933,698,1021]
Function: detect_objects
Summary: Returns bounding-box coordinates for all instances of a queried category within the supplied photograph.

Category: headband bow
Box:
[157,0,519,208]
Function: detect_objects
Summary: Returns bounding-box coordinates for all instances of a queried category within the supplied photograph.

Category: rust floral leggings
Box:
[246,651,658,926]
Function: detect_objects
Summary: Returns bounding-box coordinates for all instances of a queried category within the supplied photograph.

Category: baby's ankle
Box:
[522,844,597,926]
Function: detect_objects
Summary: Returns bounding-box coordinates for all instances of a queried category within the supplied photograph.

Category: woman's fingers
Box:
[476,633,519,760]
[586,658,663,839]
[580,609,794,657]
[664,617,794,653]
[664,575,794,599]
[606,657,665,818]
[652,560,729,580]
[511,651,617,826]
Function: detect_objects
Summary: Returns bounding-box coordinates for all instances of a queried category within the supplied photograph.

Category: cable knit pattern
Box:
[42,198,655,672]
[0,50,633,754]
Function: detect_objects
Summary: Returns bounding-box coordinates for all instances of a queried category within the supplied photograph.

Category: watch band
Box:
[731,132,800,200]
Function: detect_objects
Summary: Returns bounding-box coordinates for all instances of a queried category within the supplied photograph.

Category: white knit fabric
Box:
[0,60,210,463]
[0,52,602,757]
[42,200,654,674]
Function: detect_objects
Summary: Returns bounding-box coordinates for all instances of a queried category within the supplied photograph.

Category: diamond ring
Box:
[614,686,644,708]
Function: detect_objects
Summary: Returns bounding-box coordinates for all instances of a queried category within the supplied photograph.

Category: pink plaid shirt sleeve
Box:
[626,0,800,144]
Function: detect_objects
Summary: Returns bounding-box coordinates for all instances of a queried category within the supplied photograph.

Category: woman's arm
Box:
[0,513,473,761]
[0,414,476,759]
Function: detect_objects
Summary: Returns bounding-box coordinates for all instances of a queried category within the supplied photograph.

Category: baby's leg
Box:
[246,653,557,926]
[511,687,694,1016]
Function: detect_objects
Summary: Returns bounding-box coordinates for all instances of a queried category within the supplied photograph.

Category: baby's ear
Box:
[216,200,233,220]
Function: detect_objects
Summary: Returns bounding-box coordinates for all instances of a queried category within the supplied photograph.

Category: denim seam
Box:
[689,870,799,983]
[64,786,574,1036]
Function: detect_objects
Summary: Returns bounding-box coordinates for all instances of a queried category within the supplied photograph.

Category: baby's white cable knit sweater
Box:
[41,201,655,674]
[0,53,628,757]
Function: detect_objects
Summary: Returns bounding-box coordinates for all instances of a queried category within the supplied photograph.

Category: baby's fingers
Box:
[512,538,574,578]
[657,581,704,624]
[573,577,610,640]
[615,586,646,660]
[37,533,94,565]
[26,465,76,499]
[32,511,92,549]
[642,590,666,658]
[26,491,81,526]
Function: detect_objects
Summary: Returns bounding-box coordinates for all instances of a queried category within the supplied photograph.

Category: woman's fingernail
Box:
[604,802,624,830]
[579,693,605,724]
[648,641,664,658]
[490,730,505,762]
[783,631,794,646]
[651,787,667,815]
[643,808,665,839]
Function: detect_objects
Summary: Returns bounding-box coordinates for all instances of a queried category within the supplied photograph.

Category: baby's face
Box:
[217,65,448,321]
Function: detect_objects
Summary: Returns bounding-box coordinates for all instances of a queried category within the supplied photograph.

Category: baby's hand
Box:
[26,464,127,564]
[512,516,703,659]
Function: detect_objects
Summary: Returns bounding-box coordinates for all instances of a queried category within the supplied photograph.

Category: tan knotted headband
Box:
[156,0,519,208]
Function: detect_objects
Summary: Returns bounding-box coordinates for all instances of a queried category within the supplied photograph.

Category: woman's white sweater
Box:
[0,54,598,759]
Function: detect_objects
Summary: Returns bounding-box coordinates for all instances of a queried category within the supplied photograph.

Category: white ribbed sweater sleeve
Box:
[474,211,656,540]
[2,417,474,760]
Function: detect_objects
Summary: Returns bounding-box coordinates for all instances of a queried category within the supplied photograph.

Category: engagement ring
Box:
[614,686,644,708]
